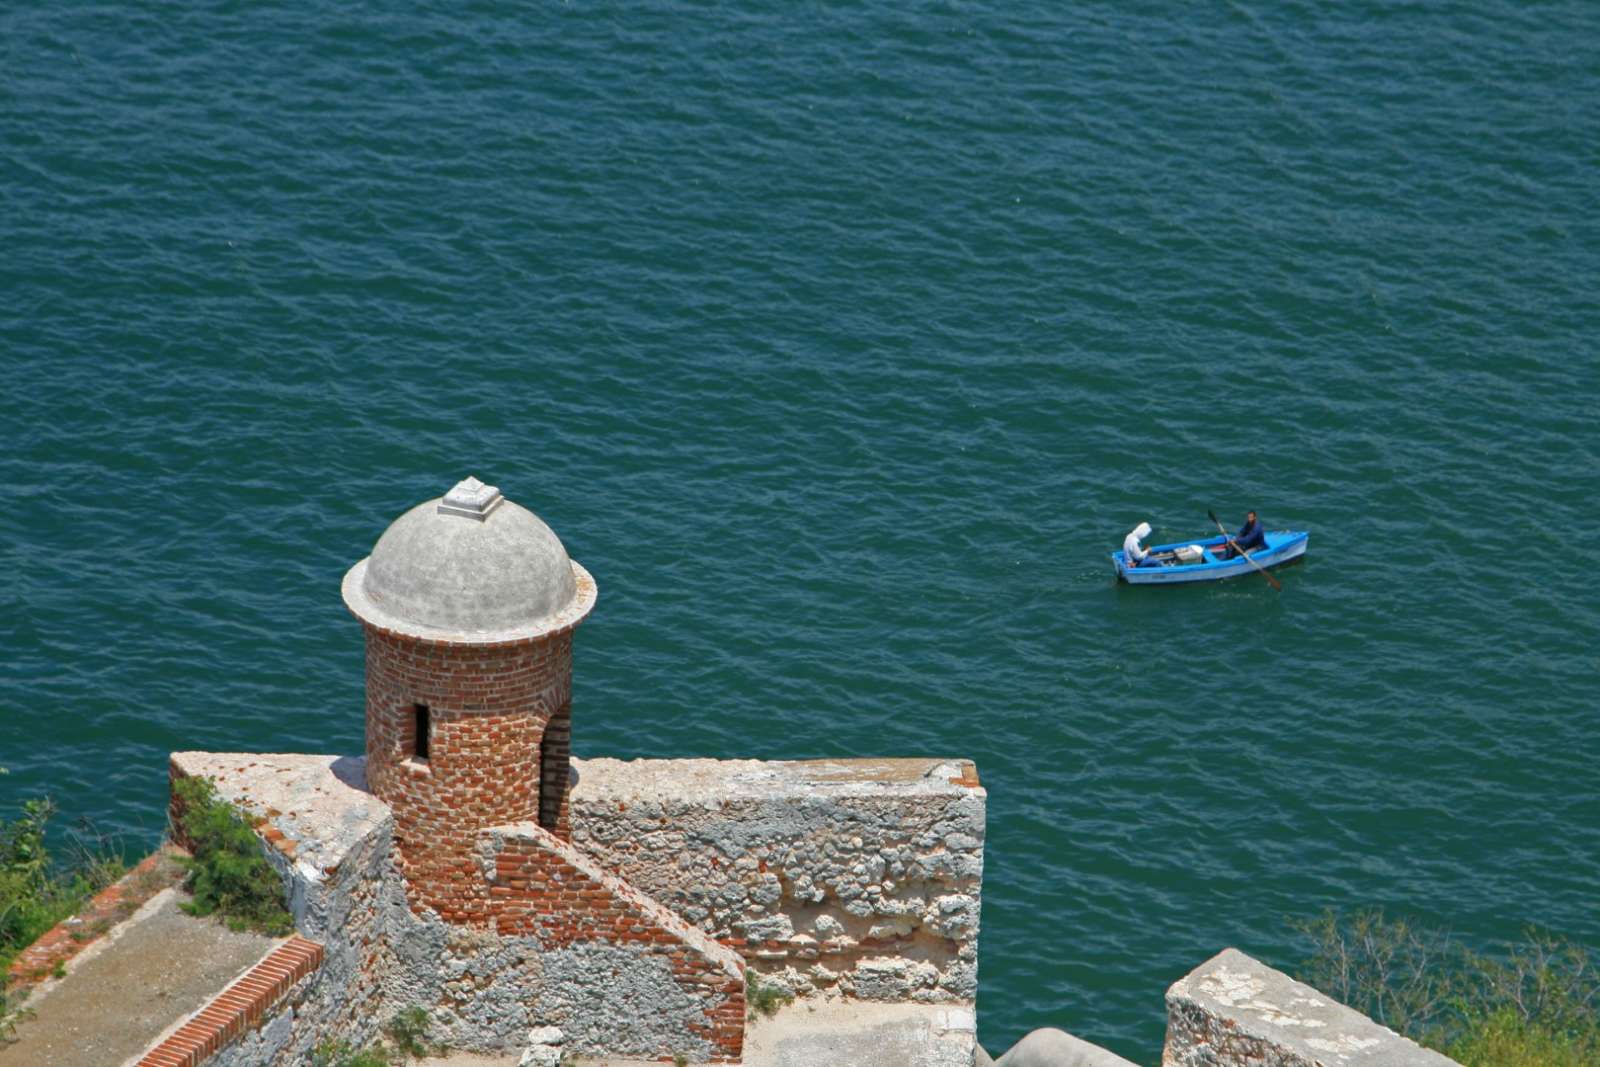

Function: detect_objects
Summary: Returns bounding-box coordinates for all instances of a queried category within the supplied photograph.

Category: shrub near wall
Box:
[1296,910,1600,1067]
[0,796,125,975]
[170,775,292,935]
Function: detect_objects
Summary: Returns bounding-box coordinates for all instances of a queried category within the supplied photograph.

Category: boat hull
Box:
[1112,531,1309,585]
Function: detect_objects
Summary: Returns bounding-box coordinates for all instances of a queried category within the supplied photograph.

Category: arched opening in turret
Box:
[538,706,571,832]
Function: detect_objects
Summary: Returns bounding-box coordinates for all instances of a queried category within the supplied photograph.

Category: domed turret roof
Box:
[342,477,596,642]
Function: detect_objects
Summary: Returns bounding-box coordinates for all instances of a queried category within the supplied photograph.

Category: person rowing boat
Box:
[1113,514,1308,585]
[1213,510,1264,560]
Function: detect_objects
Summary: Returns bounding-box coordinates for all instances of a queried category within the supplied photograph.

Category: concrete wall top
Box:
[170,752,389,880]
[571,757,984,802]
[1164,948,1459,1067]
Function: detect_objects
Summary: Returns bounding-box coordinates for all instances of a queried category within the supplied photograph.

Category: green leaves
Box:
[0,796,89,976]
[309,1007,437,1067]
[384,1006,436,1064]
[745,971,794,1019]
[0,986,34,1044]
[1,799,57,892]
[1294,909,1600,1066]
[170,776,292,937]
[313,1039,393,1067]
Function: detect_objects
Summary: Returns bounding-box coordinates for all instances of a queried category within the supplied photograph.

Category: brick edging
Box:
[135,936,324,1067]
[6,849,178,988]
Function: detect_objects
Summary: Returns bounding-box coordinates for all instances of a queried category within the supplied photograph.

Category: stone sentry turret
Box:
[341,476,597,922]
[165,475,984,1065]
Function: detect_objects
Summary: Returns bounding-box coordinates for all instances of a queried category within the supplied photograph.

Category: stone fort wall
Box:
[568,756,986,1005]
[160,753,1461,1067]
[165,749,981,1064]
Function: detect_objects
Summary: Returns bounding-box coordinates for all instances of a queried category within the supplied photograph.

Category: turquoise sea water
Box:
[2,3,1597,1060]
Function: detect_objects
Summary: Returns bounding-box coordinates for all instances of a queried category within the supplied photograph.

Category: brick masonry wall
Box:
[483,823,746,1063]
[362,625,575,922]
[569,757,986,1005]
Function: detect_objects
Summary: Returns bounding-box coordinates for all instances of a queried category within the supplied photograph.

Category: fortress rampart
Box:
[166,748,983,1064]
[568,757,984,1003]
[125,477,1459,1067]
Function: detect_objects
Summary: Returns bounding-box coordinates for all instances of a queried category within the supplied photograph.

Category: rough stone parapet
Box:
[1163,948,1460,1067]
[168,753,388,878]
[167,753,400,1062]
[134,487,999,1066]
[981,1027,1140,1066]
[164,752,748,1063]
[568,756,984,1005]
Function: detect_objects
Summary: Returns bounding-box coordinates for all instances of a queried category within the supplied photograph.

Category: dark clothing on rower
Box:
[1233,516,1265,552]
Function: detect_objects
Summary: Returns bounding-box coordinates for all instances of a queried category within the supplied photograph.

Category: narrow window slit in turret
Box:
[413,703,431,761]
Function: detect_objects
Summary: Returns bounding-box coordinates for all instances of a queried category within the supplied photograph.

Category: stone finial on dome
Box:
[437,476,504,522]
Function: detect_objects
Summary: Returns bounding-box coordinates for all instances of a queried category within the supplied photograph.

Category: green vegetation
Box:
[1297,909,1600,1067]
[311,1007,440,1067]
[0,796,125,977]
[745,970,794,1019]
[170,776,292,936]
[313,1040,393,1067]
[384,1005,435,1063]
[0,790,126,1042]
[0,986,33,1044]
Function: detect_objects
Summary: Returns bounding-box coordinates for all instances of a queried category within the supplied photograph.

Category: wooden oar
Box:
[1208,509,1282,591]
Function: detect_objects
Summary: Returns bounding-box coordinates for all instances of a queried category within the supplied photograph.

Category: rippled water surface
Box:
[3,2,1597,1060]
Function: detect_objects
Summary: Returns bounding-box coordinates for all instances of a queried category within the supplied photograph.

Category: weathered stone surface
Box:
[169,752,745,1063]
[991,1028,1139,1067]
[569,756,985,1005]
[742,1000,977,1067]
[517,1023,563,1066]
[1163,949,1460,1067]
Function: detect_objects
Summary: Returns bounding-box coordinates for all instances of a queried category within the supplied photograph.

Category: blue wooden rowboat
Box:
[1111,530,1309,585]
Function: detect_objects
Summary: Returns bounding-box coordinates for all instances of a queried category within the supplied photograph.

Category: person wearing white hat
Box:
[1123,521,1161,568]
